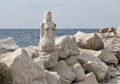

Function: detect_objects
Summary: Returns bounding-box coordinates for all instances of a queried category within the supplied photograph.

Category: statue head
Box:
[44,11,52,21]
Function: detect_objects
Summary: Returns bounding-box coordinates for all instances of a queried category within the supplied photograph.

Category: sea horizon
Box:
[0,29,99,47]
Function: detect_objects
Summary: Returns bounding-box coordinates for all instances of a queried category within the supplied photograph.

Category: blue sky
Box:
[0,0,120,29]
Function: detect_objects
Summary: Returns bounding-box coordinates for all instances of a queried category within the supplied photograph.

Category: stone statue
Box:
[39,11,56,52]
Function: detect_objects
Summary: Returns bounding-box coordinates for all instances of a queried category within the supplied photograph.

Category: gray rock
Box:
[65,56,86,82]
[34,50,58,69]
[50,60,76,84]
[0,48,47,84]
[74,31,104,50]
[24,46,39,59]
[77,53,108,81]
[56,35,80,59]
[116,26,120,37]
[0,37,19,55]
[73,72,99,84]
[104,76,120,84]
[45,70,61,84]
[80,48,118,65]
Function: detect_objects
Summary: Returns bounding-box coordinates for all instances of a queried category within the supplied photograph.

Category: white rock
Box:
[45,70,61,84]
[107,65,120,78]
[104,40,120,61]
[50,60,76,84]
[0,37,19,55]
[104,76,120,84]
[73,63,86,82]
[80,48,118,65]
[77,53,108,81]
[74,31,104,50]
[35,50,58,69]
[73,72,99,84]
[99,27,109,33]
[24,46,39,59]
[116,26,120,37]
[65,56,79,66]
[96,32,115,39]
[65,56,85,81]
[99,48,118,65]
[56,35,80,59]
[99,27,115,33]
[65,56,86,82]
[0,48,47,84]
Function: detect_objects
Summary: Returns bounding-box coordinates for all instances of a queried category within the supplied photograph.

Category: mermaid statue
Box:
[39,11,56,52]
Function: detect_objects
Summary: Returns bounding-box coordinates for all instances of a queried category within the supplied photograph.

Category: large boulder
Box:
[74,31,104,50]
[56,35,80,59]
[77,53,108,81]
[116,26,120,37]
[98,48,118,65]
[45,70,61,84]
[0,48,47,84]
[50,60,76,84]
[65,56,86,82]
[0,37,19,55]
[80,48,118,65]
[73,72,99,84]
[104,39,120,61]
[34,50,58,69]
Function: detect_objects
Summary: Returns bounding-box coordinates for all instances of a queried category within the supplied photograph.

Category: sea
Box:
[0,29,99,47]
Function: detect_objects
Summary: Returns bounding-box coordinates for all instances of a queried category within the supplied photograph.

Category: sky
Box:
[0,0,120,29]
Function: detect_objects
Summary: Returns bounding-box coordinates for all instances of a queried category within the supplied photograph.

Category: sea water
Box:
[0,29,99,47]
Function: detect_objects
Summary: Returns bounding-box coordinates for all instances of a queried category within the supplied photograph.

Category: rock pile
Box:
[0,12,120,84]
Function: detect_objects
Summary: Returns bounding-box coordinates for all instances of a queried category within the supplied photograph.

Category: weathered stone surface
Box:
[99,27,115,33]
[45,70,61,84]
[108,27,115,33]
[73,72,99,84]
[24,46,39,59]
[73,63,86,82]
[74,31,104,50]
[107,65,120,78]
[0,37,19,55]
[65,56,86,82]
[104,37,120,45]
[56,35,80,59]
[77,53,108,81]
[80,48,102,57]
[99,27,109,33]
[104,76,120,84]
[65,56,79,67]
[104,39,120,61]
[80,48,118,65]
[50,60,76,84]
[99,48,118,65]
[97,32,115,39]
[35,50,58,69]
[0,48,46,84]
[39,11,56,52]
[116,26,120,37]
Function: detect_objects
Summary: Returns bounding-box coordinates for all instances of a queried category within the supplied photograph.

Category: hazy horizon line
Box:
[0,27,118,29]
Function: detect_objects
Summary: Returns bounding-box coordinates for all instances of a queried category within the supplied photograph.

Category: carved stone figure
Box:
[39,11,56,52]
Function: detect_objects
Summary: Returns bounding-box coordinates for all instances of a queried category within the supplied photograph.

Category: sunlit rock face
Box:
[116,26,120,37]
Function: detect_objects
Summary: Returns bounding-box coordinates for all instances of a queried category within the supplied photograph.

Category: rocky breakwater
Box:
[0,11,120,84]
